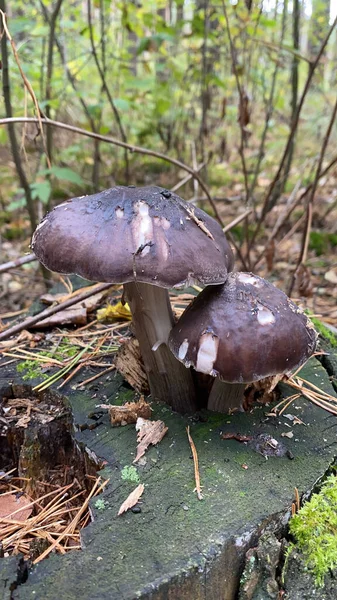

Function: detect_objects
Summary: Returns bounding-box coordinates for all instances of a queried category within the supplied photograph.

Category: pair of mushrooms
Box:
[32,186,317,414]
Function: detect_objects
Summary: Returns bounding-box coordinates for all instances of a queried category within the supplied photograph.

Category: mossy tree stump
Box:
[0,349,337,599]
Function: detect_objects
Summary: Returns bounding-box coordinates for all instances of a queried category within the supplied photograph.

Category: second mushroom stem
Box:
[124,282,197,414]
[207,380,246,413]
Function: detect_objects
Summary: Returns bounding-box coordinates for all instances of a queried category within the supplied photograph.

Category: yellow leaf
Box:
[97,301,132,322]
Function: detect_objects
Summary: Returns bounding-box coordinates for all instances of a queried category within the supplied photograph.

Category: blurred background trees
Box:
[1,0,337,291]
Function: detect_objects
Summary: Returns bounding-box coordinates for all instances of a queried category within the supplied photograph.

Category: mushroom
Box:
[168,272,317,413]
[31,185,234,414]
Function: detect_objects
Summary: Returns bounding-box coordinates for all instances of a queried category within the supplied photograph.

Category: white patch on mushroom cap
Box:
[257,304,276,325]
[196,332,219,374]
[237,273,261,286]
[132,201,153,255]
[115,207,124,218]
[178,338,189,360]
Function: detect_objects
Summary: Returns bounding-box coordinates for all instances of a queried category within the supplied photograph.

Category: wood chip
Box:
[115,338,149,394]
[133,418,168,463]
[99,397,151,426]
[0,493,32,521]
[118,484,144,516]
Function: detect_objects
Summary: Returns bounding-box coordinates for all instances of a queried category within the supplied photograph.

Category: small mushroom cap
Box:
[168,272,317,383]
[31,186,234,288]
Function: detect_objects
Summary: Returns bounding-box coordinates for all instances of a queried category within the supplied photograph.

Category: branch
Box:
[0,117,222,224]
[0,283,113,342]
[0,253,36,275]
[221,0,249,205]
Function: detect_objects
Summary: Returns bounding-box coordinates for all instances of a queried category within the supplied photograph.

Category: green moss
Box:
[15,339,81,381]
[289,474,337,586]
[311,318,337,348]
[121,465,140,483]
[16,360,48,381]
[94,498,107,510]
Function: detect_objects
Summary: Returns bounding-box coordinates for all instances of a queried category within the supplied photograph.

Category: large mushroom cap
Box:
[31,186,234,288]
[168,272,317,383]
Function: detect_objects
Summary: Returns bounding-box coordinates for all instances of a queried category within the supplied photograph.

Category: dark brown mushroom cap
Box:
[31,186,234,288]
[168,272,317,382]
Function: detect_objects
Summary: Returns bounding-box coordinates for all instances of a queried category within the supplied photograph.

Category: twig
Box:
[186,426,203,501]
[79,365,115,387]
[0,118,221,224]
[0,283,113,342]
[222,209,252,234]
[0,253,36,274]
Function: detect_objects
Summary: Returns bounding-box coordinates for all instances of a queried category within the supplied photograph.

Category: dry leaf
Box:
[133,418,168,463]
[325,269,337,284]
[0,329,33,350]
[295,264,313,298]
[118,483,144,516]
[99,397,151,426]
[97,301,132,322]
[0,493,32,521]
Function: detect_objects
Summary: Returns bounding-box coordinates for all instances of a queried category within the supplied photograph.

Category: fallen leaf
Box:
[0,493,32,521]
[133,418,168,463]
[97,301,132,322]
[0,329,33,350]
[118,483,144,516]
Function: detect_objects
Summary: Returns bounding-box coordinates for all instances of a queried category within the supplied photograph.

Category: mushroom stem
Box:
[207,380,246,413]
[124,282,197,414]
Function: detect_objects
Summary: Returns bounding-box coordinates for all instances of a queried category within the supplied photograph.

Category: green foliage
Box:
[289,475,337,586]
[309,231,337,256]
[121,466,140,484]
[3,0,337,229]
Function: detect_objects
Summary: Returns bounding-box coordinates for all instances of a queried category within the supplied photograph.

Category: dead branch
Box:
[0,253,36,275]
